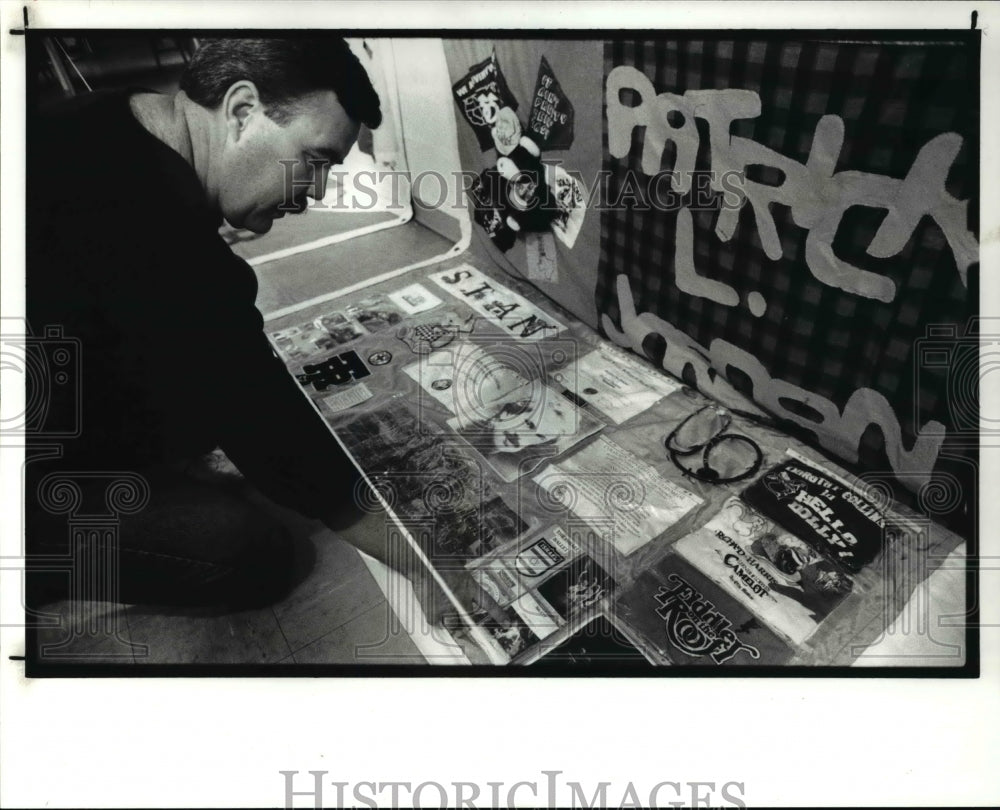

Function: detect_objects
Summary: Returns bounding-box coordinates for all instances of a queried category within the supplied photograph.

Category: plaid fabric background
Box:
[598,38,977,532]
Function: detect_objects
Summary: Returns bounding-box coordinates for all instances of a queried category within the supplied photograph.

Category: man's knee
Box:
[116,479,298,606]
[25,468,299,607]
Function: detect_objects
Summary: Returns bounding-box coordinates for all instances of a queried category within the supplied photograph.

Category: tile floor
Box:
[29,509,426,667]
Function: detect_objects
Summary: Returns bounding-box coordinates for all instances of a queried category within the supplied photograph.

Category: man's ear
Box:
[222,81,261,142]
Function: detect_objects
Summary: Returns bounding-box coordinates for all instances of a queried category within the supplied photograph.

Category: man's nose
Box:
[307,160,329,201]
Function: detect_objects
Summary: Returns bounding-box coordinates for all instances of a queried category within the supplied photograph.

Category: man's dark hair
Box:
[179,38,382,129]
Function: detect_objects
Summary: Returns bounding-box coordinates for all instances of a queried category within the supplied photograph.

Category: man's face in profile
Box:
[217,89,360,234]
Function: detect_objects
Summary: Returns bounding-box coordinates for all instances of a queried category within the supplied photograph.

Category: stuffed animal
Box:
[495,136,559,233]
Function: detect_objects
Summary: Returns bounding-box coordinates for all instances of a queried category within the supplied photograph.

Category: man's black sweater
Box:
[26,89,360,519]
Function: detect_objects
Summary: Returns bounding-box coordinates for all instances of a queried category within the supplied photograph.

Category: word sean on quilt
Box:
[430,264,567,341]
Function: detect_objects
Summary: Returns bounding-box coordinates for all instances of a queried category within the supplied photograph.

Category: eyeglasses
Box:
[664,406,764,484]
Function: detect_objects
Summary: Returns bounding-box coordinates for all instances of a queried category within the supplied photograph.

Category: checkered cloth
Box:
[598,38,977,533]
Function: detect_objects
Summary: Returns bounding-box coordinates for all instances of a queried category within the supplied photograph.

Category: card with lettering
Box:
[512,529,577,579]
[452,51,521,152]
[740,458,886,573]
[555,344,680,425]
[321,382,374,413]
[527,56,574,150]
[614,557,794,667]
[429,264,567,340]
[449,385,604,484]
[673,496,855,645]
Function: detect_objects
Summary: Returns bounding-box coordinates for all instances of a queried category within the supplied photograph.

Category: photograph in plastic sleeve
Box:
[473,497,530,562]
[614,556,795,667]
[510,529,576,578]
[535,553,616,621]
[335,398,486,480]
[452,569,571,665]
[404,341,603,483]
[405,341,529,415]
[469,526,580,606]
[472,566,515,607]
[740,458,887,573]
[554,343,681,425]
[269,307,370,364]
[335,401,527,563]
[532,614,653,667]
[345,294,406,334]
[533,435,703,556]
[673,496,855,645]
[395,495,524,563]
[464,592,542,663]
[459,388,603,484]
[270,320,343,363]
[314,309,366,344]
[484,611,538,661]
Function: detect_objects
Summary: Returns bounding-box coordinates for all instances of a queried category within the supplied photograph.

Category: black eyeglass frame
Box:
[664,406,765,484]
